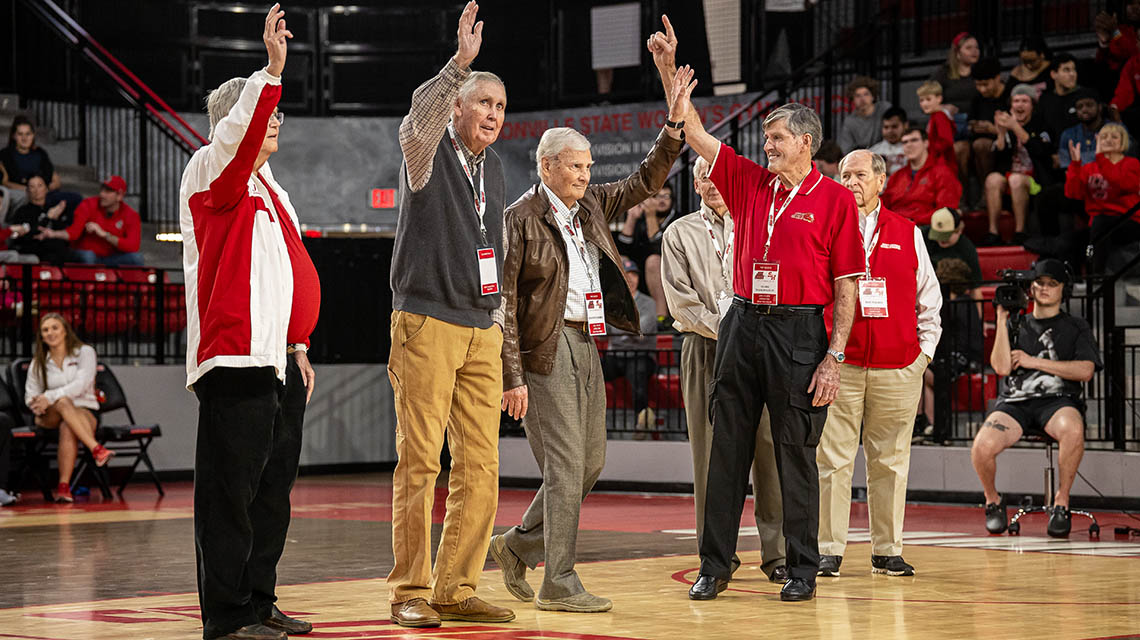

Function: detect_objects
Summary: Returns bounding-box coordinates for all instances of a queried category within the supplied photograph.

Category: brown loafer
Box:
[390,598,441,628]
[217,623,285,639]
[430,596,515,623]
[262,605,313,634]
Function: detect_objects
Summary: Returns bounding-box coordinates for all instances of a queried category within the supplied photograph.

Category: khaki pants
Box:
[681,333,785,575]
[817,354,928,558]
[386,311,503,604]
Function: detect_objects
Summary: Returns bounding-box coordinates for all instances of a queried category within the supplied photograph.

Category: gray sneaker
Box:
[489,534,534,602]
[0,489,17,506]
[535,591,613,613]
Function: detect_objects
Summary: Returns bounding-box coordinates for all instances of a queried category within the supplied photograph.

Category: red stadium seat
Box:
[605,378,632,409]
[976,246,1038,282]
[62,265,134,335]
[953,373,999,412]
[962,210,1016,245]
[648,372,684,409]
[655,334,678,367]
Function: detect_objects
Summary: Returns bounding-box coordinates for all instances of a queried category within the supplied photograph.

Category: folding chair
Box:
[91,362,164,496]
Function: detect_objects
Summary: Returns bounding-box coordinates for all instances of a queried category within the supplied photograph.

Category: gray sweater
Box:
[391,135,506,329]
[838,102,892,154]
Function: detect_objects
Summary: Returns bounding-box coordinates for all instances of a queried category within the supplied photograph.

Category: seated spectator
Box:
[925,207,984,285]
[972,259,1101,538]
[1009,36,1053,99]
[1065,123,1140,274]
[1108,37,1140,135]
[1059,91,1110,169]
[24,312,115,503]
[882,128,962,225]
[601,257,658,438]
[838,75,891,153]
[65,175,142,266]
[813,139,842,179]
[1094,3,1140,97]
[917,257,983,442]
[918,81,957,170]
[982,84,1054,246]
[869,106,908,175]
[0,116,81,215]
[617,188,671,329]
[6,174,72,263]
[969,58,1012,188]
[930,32,980,149]
[1037,53,1081,142]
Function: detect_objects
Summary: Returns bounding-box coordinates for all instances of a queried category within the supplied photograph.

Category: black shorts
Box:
[990,396,1085,437]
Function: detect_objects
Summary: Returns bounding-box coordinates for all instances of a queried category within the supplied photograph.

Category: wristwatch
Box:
[826,348,845,363]
[664,118,685,129]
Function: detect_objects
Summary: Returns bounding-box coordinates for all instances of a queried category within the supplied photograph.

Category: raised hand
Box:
[263,3,293,77]
[454,1,484,69]
[669,65,697,122]
[1069,140,1081,164]
[646,14,677,71]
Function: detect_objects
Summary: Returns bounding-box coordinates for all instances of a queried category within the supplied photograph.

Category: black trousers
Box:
[601,354,657,414]
[0,421,12,491]
[193,358,306,640]
[700,301,828,582]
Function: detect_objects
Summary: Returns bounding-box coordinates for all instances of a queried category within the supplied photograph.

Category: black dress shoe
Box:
[218,623,286,640]
[688,574,729,600]
[262,605,313,634]
[985,496,1008,534]
[1047,505,1072,538]
[817,555,842,577]
[769,565,789,583]
[780,577,815,602]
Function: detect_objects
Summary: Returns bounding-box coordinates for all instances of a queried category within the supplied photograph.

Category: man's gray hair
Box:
[763,103,823,155]
[535,127,591,176]
[206,77,246,141]
[458,71,506,104]
[693,156,712,180]
[838,149,887,177]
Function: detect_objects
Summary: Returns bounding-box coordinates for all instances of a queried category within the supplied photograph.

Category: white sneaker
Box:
[0,489,18,506]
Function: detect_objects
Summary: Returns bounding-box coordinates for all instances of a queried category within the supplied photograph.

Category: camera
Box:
[992,269,1036,312]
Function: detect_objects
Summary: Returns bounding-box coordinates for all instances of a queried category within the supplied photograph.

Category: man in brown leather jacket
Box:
[488,106,684,613]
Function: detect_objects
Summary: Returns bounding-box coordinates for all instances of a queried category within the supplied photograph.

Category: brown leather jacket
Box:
[501,128,683,390]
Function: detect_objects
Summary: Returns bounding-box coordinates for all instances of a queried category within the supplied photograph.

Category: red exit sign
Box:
[371,188,396,209]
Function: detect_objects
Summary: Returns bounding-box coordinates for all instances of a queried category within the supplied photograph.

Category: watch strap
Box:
[826,348,845,362]
[664,118,685,129]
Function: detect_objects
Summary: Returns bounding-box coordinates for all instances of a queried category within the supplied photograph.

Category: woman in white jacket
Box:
[24,312,112,502]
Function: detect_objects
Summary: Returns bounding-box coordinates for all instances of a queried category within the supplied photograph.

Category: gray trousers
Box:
[682,332,786,576]
[503,327,607,599]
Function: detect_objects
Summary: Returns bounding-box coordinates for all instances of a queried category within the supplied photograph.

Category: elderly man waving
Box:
[489,87,684,612]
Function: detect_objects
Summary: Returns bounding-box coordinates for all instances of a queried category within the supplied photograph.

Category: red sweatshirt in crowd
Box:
[66,196,141,257]
[1064,153,1140,221]
[927,108,957,170]
[1111,54,1140,112]
[1098,24,1139,73]
[881,155,962,226]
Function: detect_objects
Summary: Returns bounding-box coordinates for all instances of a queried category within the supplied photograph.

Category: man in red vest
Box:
[817,150,943,578]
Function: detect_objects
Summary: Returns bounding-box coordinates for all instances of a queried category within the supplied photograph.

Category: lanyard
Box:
[764,177,804,261]
[549,195,599,291]
[447,125,487,241]
[699,208,733,290]
[861,206,882,276]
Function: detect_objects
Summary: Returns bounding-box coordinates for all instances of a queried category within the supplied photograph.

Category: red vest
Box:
[827,206,922,369]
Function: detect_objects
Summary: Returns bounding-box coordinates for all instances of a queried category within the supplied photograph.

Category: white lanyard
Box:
[764,177,804,261]
[447,125,487,241]
[699,208,733,290]
[861,205,883,276]
[550,198,599,292]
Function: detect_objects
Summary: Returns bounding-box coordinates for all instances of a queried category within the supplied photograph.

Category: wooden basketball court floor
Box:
[1,473,1138,640]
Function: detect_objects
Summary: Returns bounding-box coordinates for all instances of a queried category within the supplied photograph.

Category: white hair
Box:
[693,156,712,180]
[838,149,886,177]
[206,77,246,141]
[535,127,591,176]
[458,71,506,104]
[763,103,824,155]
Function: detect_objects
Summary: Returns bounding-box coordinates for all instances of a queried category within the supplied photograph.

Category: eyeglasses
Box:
[272,110,285,126]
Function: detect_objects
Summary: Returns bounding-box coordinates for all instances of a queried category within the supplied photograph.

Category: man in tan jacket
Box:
[490,110,683,612]
[661,156,788,584]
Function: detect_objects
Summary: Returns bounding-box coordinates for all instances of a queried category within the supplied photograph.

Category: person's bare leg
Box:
[54,397,99,451]
[645,254,668,318]
[57,420,78,486]
[1044,407,1085,508]
[971,411,1023,504]
[921,369,935,425]
[1008,173,1029,233]
[984,172,1007,235]
[955,140,971,187]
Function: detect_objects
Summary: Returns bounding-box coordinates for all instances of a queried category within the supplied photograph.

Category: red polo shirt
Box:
[709,143,863,306]
[66,196,141,257]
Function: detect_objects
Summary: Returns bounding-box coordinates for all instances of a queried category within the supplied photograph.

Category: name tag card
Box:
[858,277,889,317]
[752,262,779,305]
[477,247,498,295]
[585,291,606,336]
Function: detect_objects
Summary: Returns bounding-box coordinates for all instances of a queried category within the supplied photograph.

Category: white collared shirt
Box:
[24,344,100,411]
[861,201,943,358]
[542,183,601,321]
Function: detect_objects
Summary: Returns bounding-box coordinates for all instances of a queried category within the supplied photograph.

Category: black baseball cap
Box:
[1034,258,1071,284]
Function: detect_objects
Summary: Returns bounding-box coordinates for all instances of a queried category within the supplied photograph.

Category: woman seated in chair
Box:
[24,312,113,503]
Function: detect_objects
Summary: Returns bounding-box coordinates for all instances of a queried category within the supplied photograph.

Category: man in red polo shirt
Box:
[666,66,863,603]
[817,150,942,580]
[64,175,143,266]
[881,128,962,225]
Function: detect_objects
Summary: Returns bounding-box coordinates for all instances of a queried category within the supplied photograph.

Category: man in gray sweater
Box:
[386,1,514,629]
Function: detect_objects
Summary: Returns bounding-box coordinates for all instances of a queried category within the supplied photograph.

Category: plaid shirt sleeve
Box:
[399,58,470,192]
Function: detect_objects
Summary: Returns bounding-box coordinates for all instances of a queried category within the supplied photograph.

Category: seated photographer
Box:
[971,259,1102,538]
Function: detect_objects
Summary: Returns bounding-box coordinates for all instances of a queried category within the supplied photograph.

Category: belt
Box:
[732,295,823,316]
[286,345,298,354]
[564,320,590,334]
